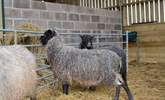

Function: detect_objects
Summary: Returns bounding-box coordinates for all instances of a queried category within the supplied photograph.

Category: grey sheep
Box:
[0,45,37,100]
[79,35,134,100]
[40,29,125,99]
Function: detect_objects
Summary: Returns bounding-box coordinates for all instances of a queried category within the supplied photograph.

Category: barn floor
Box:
[36,62,165,100]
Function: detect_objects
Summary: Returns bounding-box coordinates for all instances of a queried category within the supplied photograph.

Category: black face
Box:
[40,29,57,45]
[80,35,94,49]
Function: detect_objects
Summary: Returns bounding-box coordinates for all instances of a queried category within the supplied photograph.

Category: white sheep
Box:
[0,45,37,100]
[40,30,125,98]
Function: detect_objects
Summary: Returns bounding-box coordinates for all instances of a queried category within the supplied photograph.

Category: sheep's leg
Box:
[114,86,121,100]
[62,83,69,95]
[122,82,134,100]
[30,96,37,100]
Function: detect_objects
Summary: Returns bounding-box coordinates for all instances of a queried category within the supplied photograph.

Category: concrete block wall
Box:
[4,0,122,35]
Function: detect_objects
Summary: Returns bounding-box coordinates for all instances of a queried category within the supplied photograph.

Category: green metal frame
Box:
[0,0,5,45]
[2,0,5,29]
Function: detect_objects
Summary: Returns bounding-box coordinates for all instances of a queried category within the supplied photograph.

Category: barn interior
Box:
[0,0,165,100]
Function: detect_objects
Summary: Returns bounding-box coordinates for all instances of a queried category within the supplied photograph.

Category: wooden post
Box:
[148,1,151,22]
[158,0,161,22]
[144,1,147,22]
[153,0,156,21]
[126,0,130,25]
[135,0,138,23]
[163,0,165,22]
[139,0,142,23]
[130,0,133,24]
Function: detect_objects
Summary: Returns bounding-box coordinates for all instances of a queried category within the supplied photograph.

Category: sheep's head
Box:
[40,29,57,45]
[80,35,94,49]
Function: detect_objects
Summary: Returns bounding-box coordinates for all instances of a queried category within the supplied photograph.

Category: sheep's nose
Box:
[87,42,91,47]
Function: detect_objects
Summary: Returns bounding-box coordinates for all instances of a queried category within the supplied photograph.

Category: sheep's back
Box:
[50,46,121,86]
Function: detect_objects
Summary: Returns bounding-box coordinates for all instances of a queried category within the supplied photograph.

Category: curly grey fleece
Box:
[0,45,37,100]
[47,36,123,87]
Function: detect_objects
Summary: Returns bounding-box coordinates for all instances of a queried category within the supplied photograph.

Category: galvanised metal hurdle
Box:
[0,28,129,92]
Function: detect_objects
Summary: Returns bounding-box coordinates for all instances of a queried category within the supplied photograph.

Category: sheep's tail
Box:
[114,60,124,86]
[120,53,127,82]
[108,46,128,83]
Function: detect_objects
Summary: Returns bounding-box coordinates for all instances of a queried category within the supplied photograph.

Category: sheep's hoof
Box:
[89,86,96,91]
[62,84,69,95]
[30,96,37,100]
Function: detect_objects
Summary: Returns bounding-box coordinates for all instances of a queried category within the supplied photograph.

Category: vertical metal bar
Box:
[81,0,84,6]
[91,0,94,8]
[148,1,151,22]
[126,31,129,71]
[111,0,114,10]
[104,0,106,8]
[1,0,5,29]
[139,0,142,23]
[83,0,85,7]
[120,0,123,38]
[2,0,6,45]
[85,0,87,7]
[163,0,165,22]
[126,0,130,25]
[87,0,89,7]
[100,0,103,8]
[153,0,156,21]
[95,0,97,8]
[114,0,117,10]
[85,0,88,7]
[136,32,140,64]
[107,0,110,8]
[79,0,82,6]
[103,0,105,8]
[97,0,100,8]
[158,0,161,22]
[102,0,106,8]
[144,1,147,22]
[135,0,138,23]
[94,0,97,8]
[130,0,133,24]
[104,0,107,8]
[88,0,91,8]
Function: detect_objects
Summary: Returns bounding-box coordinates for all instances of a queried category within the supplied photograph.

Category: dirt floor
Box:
[36,61,165,100]
[127,62,165,100]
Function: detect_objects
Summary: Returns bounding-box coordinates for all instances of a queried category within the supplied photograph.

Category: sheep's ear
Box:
[44,29,52,36]
[52,30,57,36]
[91,35,95,40]
[47,29,52,34]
